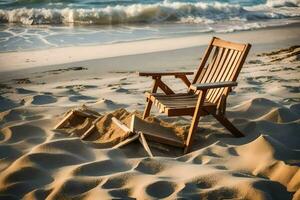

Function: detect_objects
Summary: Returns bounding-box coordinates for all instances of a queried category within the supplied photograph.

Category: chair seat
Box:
[145,92,217,116]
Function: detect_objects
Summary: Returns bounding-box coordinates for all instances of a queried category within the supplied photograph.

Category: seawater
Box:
[0,0,299,52]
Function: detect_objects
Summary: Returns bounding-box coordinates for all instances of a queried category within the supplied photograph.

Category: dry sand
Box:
[0,28,299,199]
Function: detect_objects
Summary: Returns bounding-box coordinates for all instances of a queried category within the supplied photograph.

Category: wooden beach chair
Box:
[139,37,251,154]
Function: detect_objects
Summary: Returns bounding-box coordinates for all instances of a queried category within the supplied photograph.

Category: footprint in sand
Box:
[69,95,97,102]
[134,158,164,175]
[108,188,131,198]
[25,95,57,105]
[112,87,130,94]
[102,175,130,189]
[55,178,100,197]
[145,181,176,198]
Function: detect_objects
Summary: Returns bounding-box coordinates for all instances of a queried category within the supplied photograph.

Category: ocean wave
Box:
[0,1,299,25]
[266,0,300,7]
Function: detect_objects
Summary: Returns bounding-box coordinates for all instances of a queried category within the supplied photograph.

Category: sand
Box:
[0,23,300,73]
[0,27,300,199]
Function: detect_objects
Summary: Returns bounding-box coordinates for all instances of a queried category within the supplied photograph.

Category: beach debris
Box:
[53,108,187,156]
[38,66,88,76]
[53,105,101,137]
[13,78,32,84]
[257,45,300,62]
[111,116,153,157]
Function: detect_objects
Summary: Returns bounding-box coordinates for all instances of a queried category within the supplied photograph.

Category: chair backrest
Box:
[192,37,251,104]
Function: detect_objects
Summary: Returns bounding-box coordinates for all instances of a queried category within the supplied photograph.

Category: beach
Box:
[1,0,300,198]
[0,23,299,199]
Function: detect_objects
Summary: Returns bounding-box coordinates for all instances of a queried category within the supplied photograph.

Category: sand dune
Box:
[0,45,299,199]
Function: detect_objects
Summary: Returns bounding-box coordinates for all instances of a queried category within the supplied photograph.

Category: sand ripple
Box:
[0,102,299,199]
[0,46,299,199]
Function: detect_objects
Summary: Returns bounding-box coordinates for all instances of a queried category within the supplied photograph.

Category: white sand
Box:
[0,27,299,199]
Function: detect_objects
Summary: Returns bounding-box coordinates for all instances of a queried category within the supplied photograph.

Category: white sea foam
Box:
[266,0,300,7]
[0,1,299,25]
[0,1,299,52]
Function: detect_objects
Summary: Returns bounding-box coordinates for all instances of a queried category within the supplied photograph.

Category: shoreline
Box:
[0,22,300,74]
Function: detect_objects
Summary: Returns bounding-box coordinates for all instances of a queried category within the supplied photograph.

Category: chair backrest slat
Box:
[199,47,220,84]
[192,37,251,104]
[205,47,225,83]
[205,48,229,100]
[192,38,215,85]
[214,49,235,83]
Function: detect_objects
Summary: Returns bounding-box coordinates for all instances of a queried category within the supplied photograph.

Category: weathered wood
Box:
[165,106,214,117]
[80,125,96,139]
[203,47,224,83]
[138,37,250,154]
[192,37,216,84]
[142,131,185,147]
[216,94,227,115]
[212,114,244,137]
[132,115,185,147]
[212,38,246,51]
[190,81,237,91]
[80,116,102,140]
[148,93,216,116]
[206,48,229,100]
[139,71,194,77]
[146,93,197,99]
[156,79,175,95]
[112,117,131,133]
[143,100,153,119]
[113,133,139,149]
[73,110,99,119]
[184,90,207,154]
[209,51,240,103]
[143,77,160,119]
[175,74,192,88]
[205,49,234,101]
[208,48,229,83]
[199,47,219,84]
[231,44,252,81]
[111,116,154,156]
[139,132,154,157]
[54,110,75,129]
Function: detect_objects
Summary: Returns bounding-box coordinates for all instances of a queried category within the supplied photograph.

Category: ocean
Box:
[0,0,299,52]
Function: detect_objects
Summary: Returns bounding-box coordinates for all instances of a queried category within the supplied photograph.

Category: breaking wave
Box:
[266,0,300,7]
[0,1,299,25]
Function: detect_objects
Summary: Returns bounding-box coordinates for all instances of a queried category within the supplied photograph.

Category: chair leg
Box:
[184,90,207,154]
[143,99,153,119]
[143,77,160,119]
[184,115,201,154]
[212,114,244,137]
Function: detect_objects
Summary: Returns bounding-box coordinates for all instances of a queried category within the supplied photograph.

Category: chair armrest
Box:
[139,71,194,77]
[190,81,238,91]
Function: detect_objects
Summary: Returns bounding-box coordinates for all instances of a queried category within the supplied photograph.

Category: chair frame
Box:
[139,37,251,154]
